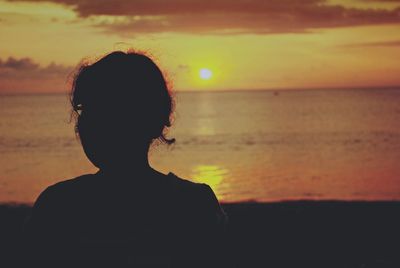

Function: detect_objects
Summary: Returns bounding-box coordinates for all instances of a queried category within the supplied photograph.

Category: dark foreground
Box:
[1,201,399,267]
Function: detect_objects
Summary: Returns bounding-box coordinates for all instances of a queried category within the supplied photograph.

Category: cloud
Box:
[6,0,325,17]
[0,57,72,78]
[341,40,400,47]
[6,0,400,35]
[0,57,39,71]
[0,57,73,93]
[177,64,190,71]
[366,0,400,2]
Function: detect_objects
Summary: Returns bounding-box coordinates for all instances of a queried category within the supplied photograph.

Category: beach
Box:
[1,201,400,267]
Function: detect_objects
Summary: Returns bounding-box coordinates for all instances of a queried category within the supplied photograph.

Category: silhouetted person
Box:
[22,51,228,267]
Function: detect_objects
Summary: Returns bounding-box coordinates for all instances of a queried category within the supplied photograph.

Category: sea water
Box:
[1,89,400,203]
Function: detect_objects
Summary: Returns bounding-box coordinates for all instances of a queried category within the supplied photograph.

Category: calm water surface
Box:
[1,89,400,203]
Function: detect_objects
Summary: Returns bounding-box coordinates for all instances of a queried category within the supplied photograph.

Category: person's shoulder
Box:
[35,174,96,205]
[167,172,211,195]
[167,172,228,234]
[48,173,96,189]
[167,173,227,215]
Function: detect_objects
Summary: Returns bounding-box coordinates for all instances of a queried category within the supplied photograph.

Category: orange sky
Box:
[0,0,400,93]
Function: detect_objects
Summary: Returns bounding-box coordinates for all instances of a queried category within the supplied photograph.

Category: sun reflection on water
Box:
[191,165,228,193]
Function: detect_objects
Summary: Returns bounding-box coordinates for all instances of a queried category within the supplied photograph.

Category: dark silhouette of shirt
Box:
[23,170,228,267]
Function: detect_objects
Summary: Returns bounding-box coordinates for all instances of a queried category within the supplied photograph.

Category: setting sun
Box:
[199,68,213,80]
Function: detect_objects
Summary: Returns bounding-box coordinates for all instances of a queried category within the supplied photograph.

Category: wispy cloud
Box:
[6,0,400,35]
[0,57,72,78]
[340,40,400,47]
[0,57,73,93]
[0,57,39,71]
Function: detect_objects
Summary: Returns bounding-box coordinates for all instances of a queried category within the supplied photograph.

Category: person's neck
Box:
[99,155,153,177]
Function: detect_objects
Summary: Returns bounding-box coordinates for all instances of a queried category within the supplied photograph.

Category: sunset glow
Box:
[192,165,227,194]
[0,0,399,93]
[1,0,400,205]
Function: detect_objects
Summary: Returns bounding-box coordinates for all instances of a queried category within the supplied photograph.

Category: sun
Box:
[199,68,212,80]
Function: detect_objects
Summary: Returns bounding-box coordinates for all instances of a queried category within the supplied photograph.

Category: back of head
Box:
[71,51,174,169]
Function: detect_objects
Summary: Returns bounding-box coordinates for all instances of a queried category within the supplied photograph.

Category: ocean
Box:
[1,88,400,203]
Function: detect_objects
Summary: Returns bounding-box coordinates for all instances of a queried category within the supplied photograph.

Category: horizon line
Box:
[1,85,400,96]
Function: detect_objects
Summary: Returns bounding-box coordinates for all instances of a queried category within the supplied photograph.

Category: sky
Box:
[0,0,400,93]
